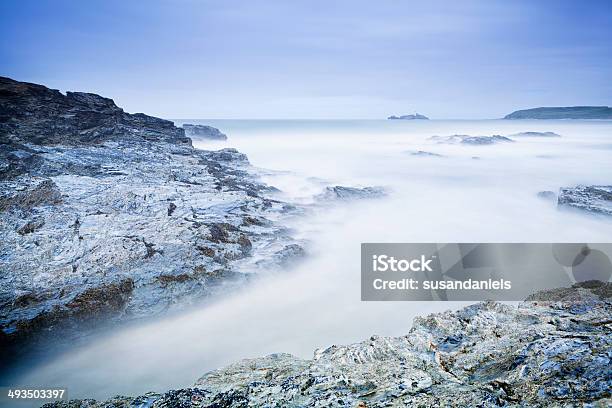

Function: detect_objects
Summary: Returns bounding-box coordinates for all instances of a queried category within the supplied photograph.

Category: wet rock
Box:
[0,179,62,212]
[257,244,306,268]
[183,124,227,140]
[557,185,612,216]
[0,77,303,363]
[317,185,386,201]
[48,283,611,407]
[429,135,514,145]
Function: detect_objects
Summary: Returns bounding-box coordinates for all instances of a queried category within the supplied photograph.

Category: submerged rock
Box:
[317,185,386,201]
[508,131,561,137]
[537,190,556,201]
[558,185,612,216]
[429,135,514,145]
[182,124,228,140]
[0,77,301,362]
[388,113,429,120]
[46,282,611,407]
[406,150,445,157]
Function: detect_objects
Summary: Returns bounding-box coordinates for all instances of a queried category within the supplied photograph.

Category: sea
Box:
[6,119,612,402]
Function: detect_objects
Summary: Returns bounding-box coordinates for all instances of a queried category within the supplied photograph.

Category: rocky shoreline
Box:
[44,281,611,407]
[0,77,304,362]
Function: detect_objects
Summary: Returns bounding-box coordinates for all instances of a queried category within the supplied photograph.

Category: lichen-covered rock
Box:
[0,77,303,363]
[45,282,611,407]
[558,185,612,216]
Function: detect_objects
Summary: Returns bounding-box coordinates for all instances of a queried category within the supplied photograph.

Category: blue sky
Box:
[1,0,611,119]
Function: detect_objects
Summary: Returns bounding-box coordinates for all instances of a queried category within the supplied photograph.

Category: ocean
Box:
[8,119,612,401]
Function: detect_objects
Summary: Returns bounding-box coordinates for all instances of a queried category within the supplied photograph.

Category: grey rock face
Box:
[388,113,429,120]
[558,185,612,216]
[429,135,514,145]
[0,76,191,147]
[508,131,561,137]
[182,124,228,141]
[0,77,302,362]
[317,185,386,201]
[505,106,612,119]
[46,282,611,407]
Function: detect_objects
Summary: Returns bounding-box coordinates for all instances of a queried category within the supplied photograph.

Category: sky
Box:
[1,0,611,119]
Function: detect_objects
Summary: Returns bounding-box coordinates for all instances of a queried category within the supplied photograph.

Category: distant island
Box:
[504,106,612,119]
[388,113,429,120]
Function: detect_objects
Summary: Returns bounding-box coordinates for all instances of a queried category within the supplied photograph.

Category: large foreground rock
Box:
[0,77,302,362]
[46,282,611,407]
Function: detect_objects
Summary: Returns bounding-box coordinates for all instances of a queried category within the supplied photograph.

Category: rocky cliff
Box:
[45,281,611,407]
[0,77,303,363]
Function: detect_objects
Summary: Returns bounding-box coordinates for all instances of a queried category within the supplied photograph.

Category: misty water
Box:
[7,119,612,401]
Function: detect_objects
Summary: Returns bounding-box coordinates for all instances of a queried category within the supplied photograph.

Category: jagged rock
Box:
[429,135,514,145]
[558,185,612,216]
[317,185,386,201]
[388,113,429,120]
[45,282,611,407]
[508,131,561,137]
[406,150,444,157]
[0,77,302,363]
[0,76,191,147]
[183,124,228,140]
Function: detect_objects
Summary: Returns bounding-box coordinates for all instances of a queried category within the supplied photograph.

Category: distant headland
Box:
[504,106,612,119]
[388,113,429,120]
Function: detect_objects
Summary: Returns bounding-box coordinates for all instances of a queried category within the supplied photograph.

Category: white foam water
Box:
[8,119,612,401]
